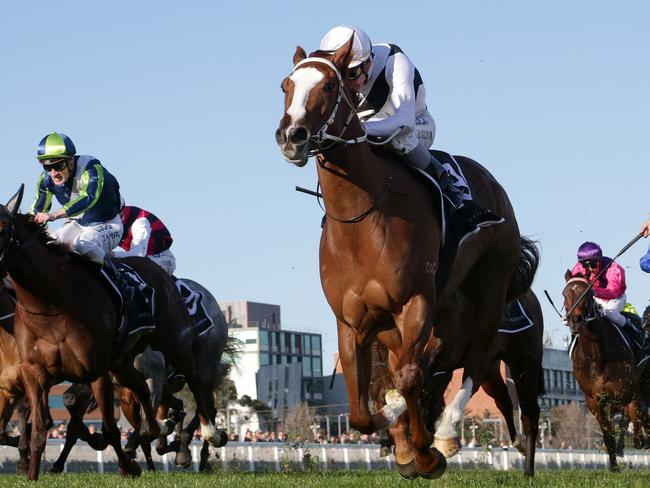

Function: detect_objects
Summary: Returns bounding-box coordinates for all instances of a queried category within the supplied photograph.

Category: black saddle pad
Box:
[101,262,156,346]
[174,278,215,336]
[498,299,534,334]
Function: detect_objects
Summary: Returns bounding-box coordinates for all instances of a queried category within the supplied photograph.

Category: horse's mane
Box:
[15,213,75,257]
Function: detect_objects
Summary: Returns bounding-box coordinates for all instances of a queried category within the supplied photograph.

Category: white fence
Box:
[0,441,648,473]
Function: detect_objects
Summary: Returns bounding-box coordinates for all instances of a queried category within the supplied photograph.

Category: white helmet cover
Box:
[319,25,372,68]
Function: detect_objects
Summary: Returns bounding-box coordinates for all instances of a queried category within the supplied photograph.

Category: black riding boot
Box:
[422,158,465,208]
[625,319,650,350]
[102,259,137,303]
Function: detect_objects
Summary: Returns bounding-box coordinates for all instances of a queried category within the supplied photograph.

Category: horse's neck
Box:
[10,224,69,308]
[574,325,602,363]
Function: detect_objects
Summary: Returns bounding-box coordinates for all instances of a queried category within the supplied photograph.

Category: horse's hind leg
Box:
[481,362,517,445]
[113,365,165,441]
[186,376,227,449]
[625,401,644,450]
[199,440,211,472]
[91,374,141,477]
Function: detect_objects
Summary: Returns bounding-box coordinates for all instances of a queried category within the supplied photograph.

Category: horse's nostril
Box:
[274,128,286,145]
[291,127,309,144]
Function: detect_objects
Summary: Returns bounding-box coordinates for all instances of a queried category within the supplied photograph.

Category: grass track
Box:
[3,470,650,488]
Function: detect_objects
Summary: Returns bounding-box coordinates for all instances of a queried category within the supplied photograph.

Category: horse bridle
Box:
[564,277,598,328]
[292,57,368,152]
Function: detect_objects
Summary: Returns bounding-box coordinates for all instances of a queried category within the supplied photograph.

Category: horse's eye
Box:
[324,82,335,92]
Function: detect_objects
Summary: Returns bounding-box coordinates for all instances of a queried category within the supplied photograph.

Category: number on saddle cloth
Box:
[174,278,215,336]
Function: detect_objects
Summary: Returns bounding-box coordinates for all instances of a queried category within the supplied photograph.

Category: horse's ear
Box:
[564,269,572,281]
[331,34,354,72]
[293,46,307,65]
[6,184,24,218]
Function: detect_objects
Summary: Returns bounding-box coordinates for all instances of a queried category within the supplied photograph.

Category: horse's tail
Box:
[506,236,540,302]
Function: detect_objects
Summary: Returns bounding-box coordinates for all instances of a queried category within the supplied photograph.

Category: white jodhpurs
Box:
[50,215,123,263]
[148,249,176,276]
[382,110,436,155]
[594,294,627,327]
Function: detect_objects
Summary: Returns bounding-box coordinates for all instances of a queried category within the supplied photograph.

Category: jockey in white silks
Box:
[320,26,501,234]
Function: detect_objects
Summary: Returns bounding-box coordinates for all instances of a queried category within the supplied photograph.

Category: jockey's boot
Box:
[624,318,650,351]
[102,259,136,303]
[422,160,465,208]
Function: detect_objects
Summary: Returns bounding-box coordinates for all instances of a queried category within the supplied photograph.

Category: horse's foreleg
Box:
[16,400,30,475]
[392,296,446,478]
[625,401,643,450]
[118,386,143,459]
[337,321,389,434]
[91,374,141,477]
[21,363,50,481]
[586,395,619,472]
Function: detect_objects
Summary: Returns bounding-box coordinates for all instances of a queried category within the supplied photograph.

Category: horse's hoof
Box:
[119,459,142,478]
[175,449,192,469]
[48,464,64,474]
[395,459,419,480]
[433,435,461,458]
[415,448,447,480]
[205,430,228,448]
[199,463,212,473]
[609,464,621,473]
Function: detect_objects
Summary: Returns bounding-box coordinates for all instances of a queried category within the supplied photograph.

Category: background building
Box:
[223,301,324,416]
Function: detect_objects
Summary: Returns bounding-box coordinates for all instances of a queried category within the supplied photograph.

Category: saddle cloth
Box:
[174,278,215,337]
[497,299,534,334]
[101,262,156,346]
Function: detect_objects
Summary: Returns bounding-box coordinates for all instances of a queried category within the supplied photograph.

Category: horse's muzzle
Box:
[275,126,310,167]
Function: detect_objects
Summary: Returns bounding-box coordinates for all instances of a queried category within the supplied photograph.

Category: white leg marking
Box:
[436,377,473,438]
[380,389,407,427]
[287,67,324,125]
[201,421,217,441]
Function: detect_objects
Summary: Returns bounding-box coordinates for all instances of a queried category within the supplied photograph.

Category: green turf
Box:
[3,470,650,488]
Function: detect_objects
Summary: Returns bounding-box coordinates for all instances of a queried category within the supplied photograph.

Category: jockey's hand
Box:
[641,217,650,238]
[33,212,52,224]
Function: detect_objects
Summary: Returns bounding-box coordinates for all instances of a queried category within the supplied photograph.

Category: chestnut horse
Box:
[276,39,538,478]
[563,273,650,471]
[0,291,30,473]
[0,186,226,480]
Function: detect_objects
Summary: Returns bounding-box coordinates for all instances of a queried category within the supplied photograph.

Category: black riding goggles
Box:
[348,65,365,81]
[42,159,68,172]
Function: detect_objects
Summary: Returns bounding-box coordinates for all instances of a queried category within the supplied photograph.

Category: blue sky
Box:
[2,1,649,372]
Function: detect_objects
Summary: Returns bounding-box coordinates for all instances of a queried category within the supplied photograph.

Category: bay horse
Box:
[372,289,544,477]
[563,272,650,471]
[275,39,538,478]
[426,288,544,476]
[0,186,226,480]
[50,278,231,473]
